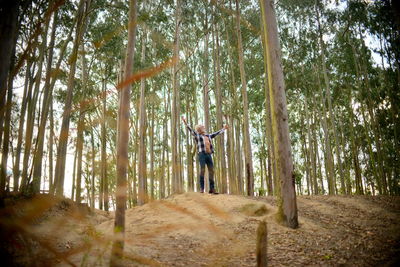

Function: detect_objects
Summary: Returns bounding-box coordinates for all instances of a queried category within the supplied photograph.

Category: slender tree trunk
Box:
[53,0,88,196]
[12,61,32,192]
[71,146,78,201]
[305,95,318,195]
[138,32,148,205]
[316,3,343,194]
[235,0,254,196]
[150,107,155,199]
[21,23,48,192]
[316,66,335,195]
[32,9,58,193]
[212,16,227,194]
[260,0,298,228]
[110,0,137,264]
[171,0,182,194]
[75,112,84,203]
[100,78,106,209]
[90,129,95,208]
[235,118,243,194]
[49,101,54,191]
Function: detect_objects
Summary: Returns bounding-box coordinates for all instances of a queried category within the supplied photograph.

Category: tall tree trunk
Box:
[150,106,155,199]
[235,0,254,196]
[21,22,49,192]
[316,3,343,194]
[138,32,148,205]
[305,95,318,195]
[260,0,298,228]
[49,101,54,191]
[312,93,325,194]
[12,61,32,192]
[71,145,78,201]
[90,128,95,208]
[100,74,108,210]
[316,66,335,195]
[75,112,84,203]
[235,118,243,194]
[53,0,88,196]
[110,0,137,264]
[171,0,182,194]
[260,11,276,197]
[212,16,227,194]
[32,9,58,193]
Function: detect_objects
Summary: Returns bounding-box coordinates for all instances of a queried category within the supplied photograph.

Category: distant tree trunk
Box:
[110,0,137,264]
[235,0,254,196]
[71,146,78,201]
[305,95,318,195]
[203,10,210,133]
[316,3,342,194]
[12,61,32,192]
[49,101,54,191]
[223,10,240,194]
[226,115,236,194]
[316,67,335,195]
[260,0,298,228]
[186,94,194,192]
[132,113,138,205]
[32,9,58,193]
[161,89,168,197]
[213,16,227,194]
[75,112,84,203]
[101,71,108,210]
[53,0,88,196]
[138,32,148,205]
[21,22,48,192]
[90,128,95,208]
[235,118,243,194]
[171,0,182,194]
[150,107,155,199]
[312,94,325,194]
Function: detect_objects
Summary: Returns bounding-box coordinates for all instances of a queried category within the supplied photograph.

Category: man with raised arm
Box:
[182,116,228,194]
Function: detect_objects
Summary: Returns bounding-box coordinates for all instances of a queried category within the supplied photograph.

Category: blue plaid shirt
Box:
[186,125,225,154]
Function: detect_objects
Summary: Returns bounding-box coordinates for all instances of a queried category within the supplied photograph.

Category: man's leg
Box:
[198,153,206,192]
[205,154,216,193]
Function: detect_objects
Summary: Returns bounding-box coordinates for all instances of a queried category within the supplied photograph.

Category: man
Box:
[181,116,228,194]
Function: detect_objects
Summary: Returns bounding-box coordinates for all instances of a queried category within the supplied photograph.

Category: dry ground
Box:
[1,193,399,266]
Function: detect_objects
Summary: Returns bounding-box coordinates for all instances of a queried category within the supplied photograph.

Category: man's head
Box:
[195,125,206,134]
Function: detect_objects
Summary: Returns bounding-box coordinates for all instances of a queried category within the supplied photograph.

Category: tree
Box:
[235,0,254,196]
[260,0,298,228]
[110,0,137,264]
[53,0,89,196]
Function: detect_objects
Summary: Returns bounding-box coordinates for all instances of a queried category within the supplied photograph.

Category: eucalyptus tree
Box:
[110,0,137,264]
[235,0,254,196]
[260,0,298,228]
[53,0,91,196]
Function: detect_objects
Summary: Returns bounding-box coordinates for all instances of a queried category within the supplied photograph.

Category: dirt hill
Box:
[1,193,399,266]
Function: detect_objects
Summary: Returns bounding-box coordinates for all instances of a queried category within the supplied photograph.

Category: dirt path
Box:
[2,193,399,266]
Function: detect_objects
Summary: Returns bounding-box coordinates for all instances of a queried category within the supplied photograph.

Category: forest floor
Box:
[1,192,400,266]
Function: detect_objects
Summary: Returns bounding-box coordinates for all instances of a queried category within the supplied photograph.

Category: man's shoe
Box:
[209,189,219,195]
[200,189,204,193]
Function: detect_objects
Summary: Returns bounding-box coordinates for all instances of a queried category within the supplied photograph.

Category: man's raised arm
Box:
[182,116,197,136]
[210,124,229,139]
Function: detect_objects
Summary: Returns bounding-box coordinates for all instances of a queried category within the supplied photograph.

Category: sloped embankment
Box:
[1,193,399,266]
